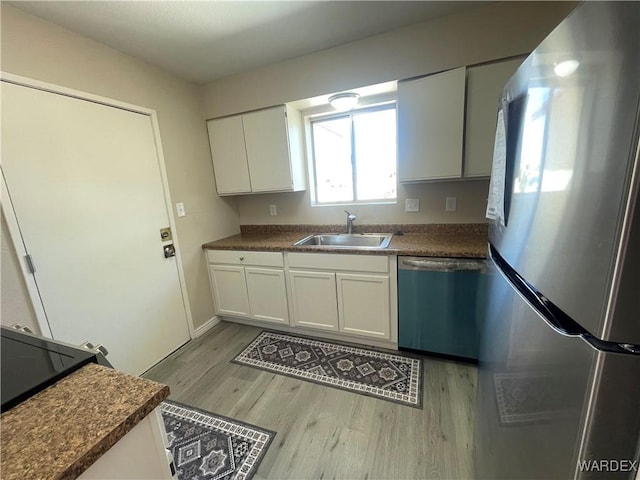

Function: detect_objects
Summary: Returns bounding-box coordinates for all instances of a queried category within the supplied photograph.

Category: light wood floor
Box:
[144,321,477,480]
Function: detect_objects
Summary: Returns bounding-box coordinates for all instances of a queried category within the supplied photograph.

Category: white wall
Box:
[0,4,240,329]
[201,1,576,226]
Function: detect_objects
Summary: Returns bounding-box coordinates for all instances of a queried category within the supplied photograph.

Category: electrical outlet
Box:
[269,204,278,216]
[446,197,457,212]
[405,198,420,212]
[176,202,186,217]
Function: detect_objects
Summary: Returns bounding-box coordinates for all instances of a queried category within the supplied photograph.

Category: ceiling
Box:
[10,1,486,85]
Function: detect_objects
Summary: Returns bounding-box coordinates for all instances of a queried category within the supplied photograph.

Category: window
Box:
[310,104,397,205]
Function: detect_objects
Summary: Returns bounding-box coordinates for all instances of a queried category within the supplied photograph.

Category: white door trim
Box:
[0,71,195,340]
[1,172,52,337]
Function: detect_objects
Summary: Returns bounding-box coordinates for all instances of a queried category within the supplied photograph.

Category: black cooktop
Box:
[1,327,110,412]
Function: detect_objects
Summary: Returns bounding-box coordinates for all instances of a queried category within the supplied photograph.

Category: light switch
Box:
[176,202,186,217]
[446,197,457,212]
[269,204,277,216]
[405,199,419,212]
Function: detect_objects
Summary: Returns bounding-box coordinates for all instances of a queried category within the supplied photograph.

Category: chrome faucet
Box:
[344,210,356,234]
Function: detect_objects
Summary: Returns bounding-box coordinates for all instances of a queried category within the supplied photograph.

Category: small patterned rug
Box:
[160,400,275,480]
[232,331,423,408]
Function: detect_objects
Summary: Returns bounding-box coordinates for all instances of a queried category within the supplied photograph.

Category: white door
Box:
[1,81,191,375]
[288,270,339,331]
[336,273,390,339]
[398,67,466,181]
[209,265,250,318]
[465,58,524,177]
[206,116,252,194]
[242,106,293,192]
[245,267,289,324]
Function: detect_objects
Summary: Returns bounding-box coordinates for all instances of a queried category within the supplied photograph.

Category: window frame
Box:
[308,102,397,207]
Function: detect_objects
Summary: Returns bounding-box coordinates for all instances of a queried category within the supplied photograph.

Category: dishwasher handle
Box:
[399,257,486,272]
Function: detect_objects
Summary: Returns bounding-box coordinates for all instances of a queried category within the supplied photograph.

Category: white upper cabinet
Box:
[397,58,524,182]
[465,58,524,177]
[398,67,466,182]
[243,107,295,192]
[206,105,306,195]
[207,115,252,194]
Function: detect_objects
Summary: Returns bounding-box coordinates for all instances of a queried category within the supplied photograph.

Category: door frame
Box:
[0,71,195,340]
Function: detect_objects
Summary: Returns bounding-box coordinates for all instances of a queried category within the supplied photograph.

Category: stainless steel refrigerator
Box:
[475,2,640,479]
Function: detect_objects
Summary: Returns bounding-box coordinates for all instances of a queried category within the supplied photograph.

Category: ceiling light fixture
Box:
[553,59,580,77]
[328,92,360,111]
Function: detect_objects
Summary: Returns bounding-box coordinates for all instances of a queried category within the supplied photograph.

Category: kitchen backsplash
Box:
[237,179,491,226]
[240,223,488,235]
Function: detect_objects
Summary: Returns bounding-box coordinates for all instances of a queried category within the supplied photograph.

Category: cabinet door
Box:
[245,267,289,324]
[206,116,252,194]
[288,270,339,331]
[242,106,294,192]
[398,67,466,181]
[465,58,523,177]
[209,265,250,317]
[336,273,390,339]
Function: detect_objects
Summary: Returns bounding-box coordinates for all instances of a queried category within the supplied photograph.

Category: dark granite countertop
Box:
[0,363,170,480]
[203,224,488,258]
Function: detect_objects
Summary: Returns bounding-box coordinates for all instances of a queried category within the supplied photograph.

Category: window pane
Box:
[353,108,397,201]
[312,117,353,203]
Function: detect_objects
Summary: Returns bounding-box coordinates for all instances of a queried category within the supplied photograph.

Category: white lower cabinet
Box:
[207,250,288,325]
[245,267,289,324]
[209,265,251,318]
[336,273,390,339]
[287,253,393,341]
[288,270,339,331]
[207,250,396,344]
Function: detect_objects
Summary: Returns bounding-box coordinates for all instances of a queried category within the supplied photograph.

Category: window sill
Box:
[311,200,397,208]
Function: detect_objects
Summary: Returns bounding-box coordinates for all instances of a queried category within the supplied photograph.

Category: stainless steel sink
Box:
[293,233,393,249]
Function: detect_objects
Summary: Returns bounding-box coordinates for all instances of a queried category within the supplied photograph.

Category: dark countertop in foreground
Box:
[203,224,488,258]
[0,363,170,480]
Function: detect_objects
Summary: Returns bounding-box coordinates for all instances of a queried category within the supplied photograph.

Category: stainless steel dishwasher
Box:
[397,256,487,361]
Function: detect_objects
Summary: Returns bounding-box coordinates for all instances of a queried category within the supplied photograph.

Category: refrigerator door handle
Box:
[490,244,640,356]
[490,244,585,337]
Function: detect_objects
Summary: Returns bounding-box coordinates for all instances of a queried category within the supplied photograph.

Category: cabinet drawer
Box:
[287,252,388,273]
[206,250,284,267]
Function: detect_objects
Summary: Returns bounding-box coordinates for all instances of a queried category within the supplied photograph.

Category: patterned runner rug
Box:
[160,400,275,480]
[232,331,423,408]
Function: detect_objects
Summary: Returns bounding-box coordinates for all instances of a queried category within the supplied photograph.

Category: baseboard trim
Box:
[194,316,221,338]
[219,316,398,351]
